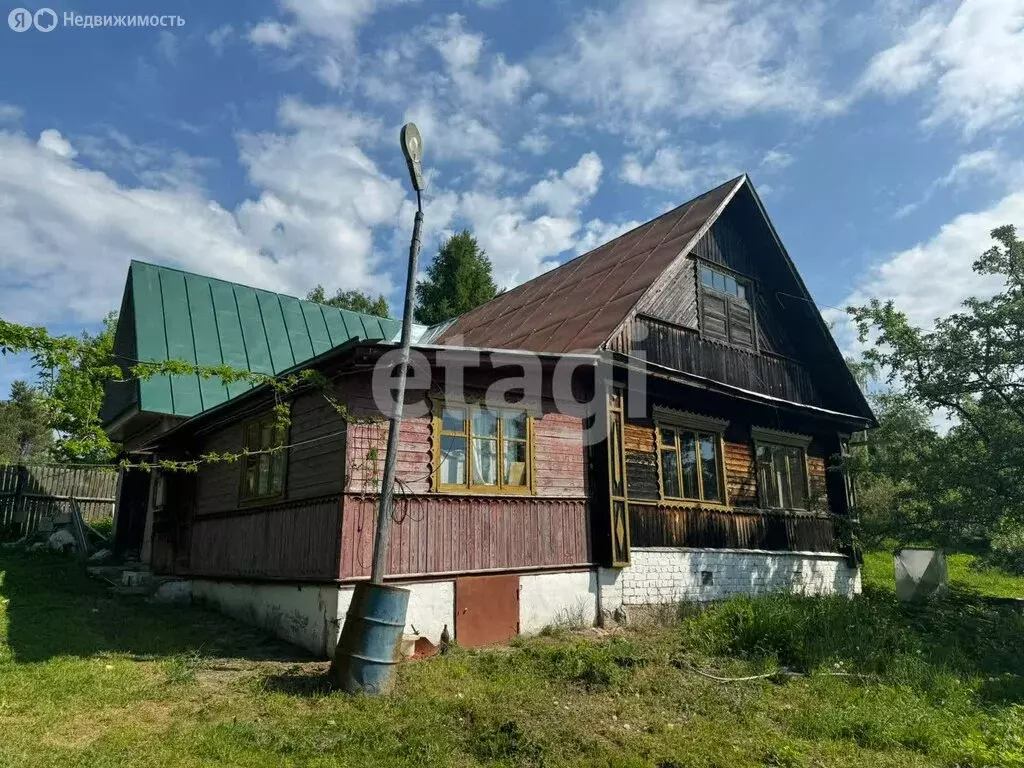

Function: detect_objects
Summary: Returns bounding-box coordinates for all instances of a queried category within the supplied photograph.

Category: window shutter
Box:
[727,300,754,348]
[702,292,728,341]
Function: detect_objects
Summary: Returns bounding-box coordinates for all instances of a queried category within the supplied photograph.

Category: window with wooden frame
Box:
[435,403,533,493]
[752,427,811,511]
[239,413,287,503]
[699,263,755,348]
[654,407,727,504]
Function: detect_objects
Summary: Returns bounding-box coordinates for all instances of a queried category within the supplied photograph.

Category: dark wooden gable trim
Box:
[603,175,746,349]
[739,182,875,424]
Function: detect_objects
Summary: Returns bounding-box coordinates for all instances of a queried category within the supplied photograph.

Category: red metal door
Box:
[455,574,519,647]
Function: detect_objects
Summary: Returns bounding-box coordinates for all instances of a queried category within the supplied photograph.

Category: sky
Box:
[2,0,1024,398]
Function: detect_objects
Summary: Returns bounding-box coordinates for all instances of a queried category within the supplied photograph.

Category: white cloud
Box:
[859,0,1024,135]
[402,103,502,162]
[543,0,833,129]
[573,217,644,255]
[156,31,179,64]
[519,132,551,155]
[831,190,1024,352]
[249,20,296,49]
[425,14,530,106]
[77,129,217,191]
[760,148,795,171]
[249,0,404,51]
[37,129,76,159]
[0,104,23,123]
[620,144,740,193]
[891,146,1024,219]
[524,152,603,216]
[207,24,234,55]
[0,101,411,326]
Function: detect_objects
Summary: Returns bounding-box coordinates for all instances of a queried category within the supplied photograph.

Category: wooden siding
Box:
[343,374,587,497]
[629,504,839,551]
[193,388,346,517]
[187,495,342,579]
[612,315,822,407]
[339,494,591,579]
[635,256,699,329]
[723,441,757,506]
[533,412,587,496]
[618,410,844,552]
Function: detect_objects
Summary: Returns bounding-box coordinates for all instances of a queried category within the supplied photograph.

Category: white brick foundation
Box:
[599,548,860,617]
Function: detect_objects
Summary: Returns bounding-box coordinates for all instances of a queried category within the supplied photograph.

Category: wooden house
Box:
[103,176,873,656]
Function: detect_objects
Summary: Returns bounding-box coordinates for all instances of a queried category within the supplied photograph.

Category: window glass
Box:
[700,266,715,288]
[736,283,746,300]
[661,446,681,497]
[472,408,498,438]
[724,275,737,296]
[787,447,807,510]
[472,436,498,485]
[442,407,465,432]
[241,414,287,502]
[699,434,721,502]
[680,432,699,498]
[503,440,528,487]
[712,271,727,293]
[440,435,467,485]
[501,411,528,440]
[757,443,807,509]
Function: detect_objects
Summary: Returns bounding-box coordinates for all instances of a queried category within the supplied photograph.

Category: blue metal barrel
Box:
[331,581,410,695]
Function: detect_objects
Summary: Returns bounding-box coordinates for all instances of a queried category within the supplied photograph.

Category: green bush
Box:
[984,523,1024,576]
[678,589,1024,692]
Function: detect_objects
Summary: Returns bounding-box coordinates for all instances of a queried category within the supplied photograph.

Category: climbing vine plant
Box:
[0,316,379,478]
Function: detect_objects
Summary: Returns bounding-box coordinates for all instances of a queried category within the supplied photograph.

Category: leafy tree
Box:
[0,381,53,463]
[307,286,390,318]
[414,230,498,325]
[849,225,1024,541]
[0,313,118,463]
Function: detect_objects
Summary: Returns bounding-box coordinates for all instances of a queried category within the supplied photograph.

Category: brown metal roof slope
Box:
[436,175,744,353]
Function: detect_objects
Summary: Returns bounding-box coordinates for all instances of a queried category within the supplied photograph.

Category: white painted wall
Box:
[191,579,455,659]
[335,580,455,650]
[192,580,340,656]
[608,549,860,609]
[519,570,598,633]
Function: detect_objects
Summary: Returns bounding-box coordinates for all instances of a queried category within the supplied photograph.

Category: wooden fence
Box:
[0,464,119,535]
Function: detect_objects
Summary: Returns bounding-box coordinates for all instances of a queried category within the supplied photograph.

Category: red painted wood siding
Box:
[187,495,342,580]
[339,494,591,579]
[342,374,587,497]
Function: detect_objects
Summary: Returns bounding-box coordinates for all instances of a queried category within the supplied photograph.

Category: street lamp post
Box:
[329,124,425,695]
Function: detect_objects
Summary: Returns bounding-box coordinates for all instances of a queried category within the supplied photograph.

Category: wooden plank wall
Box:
[629,506,839,551]
[188,494,341,579]
[621,417,838,551]
[192,387,346,516]
[610,315,822,407]
[339,495,590,579]
[339,373,591,579]
[0,464,118,535]
[168,383,348,580]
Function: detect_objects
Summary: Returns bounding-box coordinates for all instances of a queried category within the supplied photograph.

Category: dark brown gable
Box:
[611,181,873,422]
[435,176,743,353]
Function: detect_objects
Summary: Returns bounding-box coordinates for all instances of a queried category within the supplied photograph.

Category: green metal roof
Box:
[103,260,401,421]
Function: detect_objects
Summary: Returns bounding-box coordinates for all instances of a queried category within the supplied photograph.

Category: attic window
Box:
[699,264,754,349]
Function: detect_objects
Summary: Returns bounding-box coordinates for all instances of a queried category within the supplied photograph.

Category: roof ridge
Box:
[128,259,398,324]
[430,174,747,333]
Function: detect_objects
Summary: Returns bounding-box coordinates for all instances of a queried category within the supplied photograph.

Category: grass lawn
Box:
[863,550,1024,599]
[1,550,1023,767]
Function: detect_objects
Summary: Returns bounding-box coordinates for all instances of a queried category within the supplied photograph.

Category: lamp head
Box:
[400,123,424,192]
